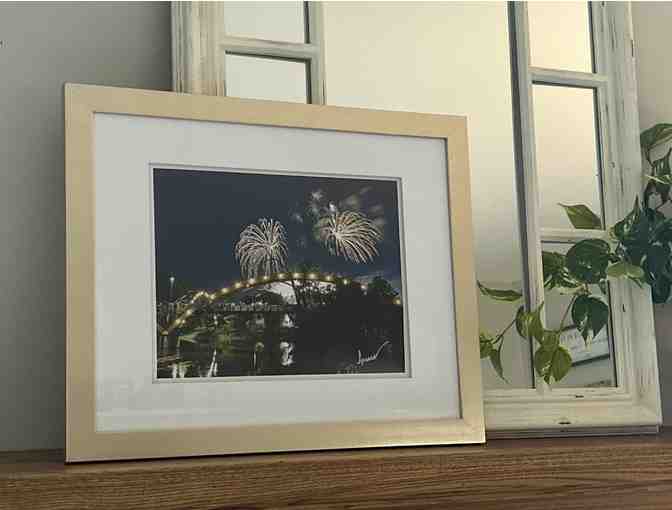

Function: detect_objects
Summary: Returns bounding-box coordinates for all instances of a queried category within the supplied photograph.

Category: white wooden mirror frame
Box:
[171,1,661,436]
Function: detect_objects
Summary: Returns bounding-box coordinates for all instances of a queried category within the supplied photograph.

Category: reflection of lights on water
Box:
[279,341,294,366]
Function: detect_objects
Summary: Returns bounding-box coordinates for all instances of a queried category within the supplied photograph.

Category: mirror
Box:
[533,84,603,230]
[223,1,307,43]
[225,54,310,103]
[218,0,619,391]
[528,1,593,73]
[321,2,531,389]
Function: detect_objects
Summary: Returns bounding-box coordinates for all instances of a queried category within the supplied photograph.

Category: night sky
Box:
[153,168,404,300]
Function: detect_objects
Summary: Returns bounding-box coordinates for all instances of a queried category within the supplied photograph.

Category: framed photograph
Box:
[153,168,409,380]
[65,83,483,462]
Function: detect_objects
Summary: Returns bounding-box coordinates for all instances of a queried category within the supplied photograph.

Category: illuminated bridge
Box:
[161,272,403,336]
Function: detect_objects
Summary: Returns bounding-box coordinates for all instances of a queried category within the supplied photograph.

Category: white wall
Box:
[633,2,672,424]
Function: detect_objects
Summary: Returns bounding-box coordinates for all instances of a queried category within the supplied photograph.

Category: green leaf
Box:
[641,123,672,156]
[542,251,565,284]
[611,198,649,250]
[565,239,612,284]
[558,204,602,229]
[643,244,670,282]
[651,275,672,304]
[571,295,609,342]
[555,285,586,295]
[645,148,672,206]
[606,261,645,279]
[643,180,659,210]
[477,281,522,302]
[534,345,553,379]
[534,337,573,384]
[653,148,672,175]
[646,174,672,186]
[551,346,573,382]
[479,333,494,359]
[541,330,560,352]
[647,205,666,222]
[612,199,662,271]
[515,303,545,342]
[514,306,527,339]
[652,217,672,244]
[529,306,545,343]
[542,251,580,291]
[489,346,506,381]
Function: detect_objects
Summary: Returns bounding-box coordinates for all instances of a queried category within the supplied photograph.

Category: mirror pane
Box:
[225,54,309,103]
[322,2,532,389]
[223,1,307,43]
[533,84,603,230]
[542,241,616,388]
[528,1,593,73]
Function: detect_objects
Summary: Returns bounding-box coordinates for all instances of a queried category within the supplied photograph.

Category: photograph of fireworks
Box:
[153,167,407,379]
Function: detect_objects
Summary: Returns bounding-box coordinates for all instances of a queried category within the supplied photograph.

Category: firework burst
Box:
[314,211,382,263]
[235,218,288,278]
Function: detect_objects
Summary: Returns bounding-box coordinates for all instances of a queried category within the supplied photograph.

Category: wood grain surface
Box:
[2,431,672,509]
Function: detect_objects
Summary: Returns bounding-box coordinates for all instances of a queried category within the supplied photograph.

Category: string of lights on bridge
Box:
[162,272,402,336]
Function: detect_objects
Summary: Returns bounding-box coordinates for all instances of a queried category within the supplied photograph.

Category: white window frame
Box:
[170,1,661,435]
[171,1,325,103]
[485,1,661,436]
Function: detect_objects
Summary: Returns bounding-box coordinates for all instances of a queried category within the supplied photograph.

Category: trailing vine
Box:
[479,124,672,383]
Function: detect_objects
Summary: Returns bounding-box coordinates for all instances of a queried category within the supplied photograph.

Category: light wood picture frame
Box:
[65,83,484,462]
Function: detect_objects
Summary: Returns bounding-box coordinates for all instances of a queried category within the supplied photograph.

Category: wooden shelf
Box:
[3,431,672,509]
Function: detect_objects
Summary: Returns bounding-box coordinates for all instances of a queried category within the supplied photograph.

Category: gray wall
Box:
[633,2,672,425]
[0,2,171,451]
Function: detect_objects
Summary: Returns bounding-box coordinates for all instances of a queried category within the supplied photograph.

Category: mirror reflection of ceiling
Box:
[323,1,523,286]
